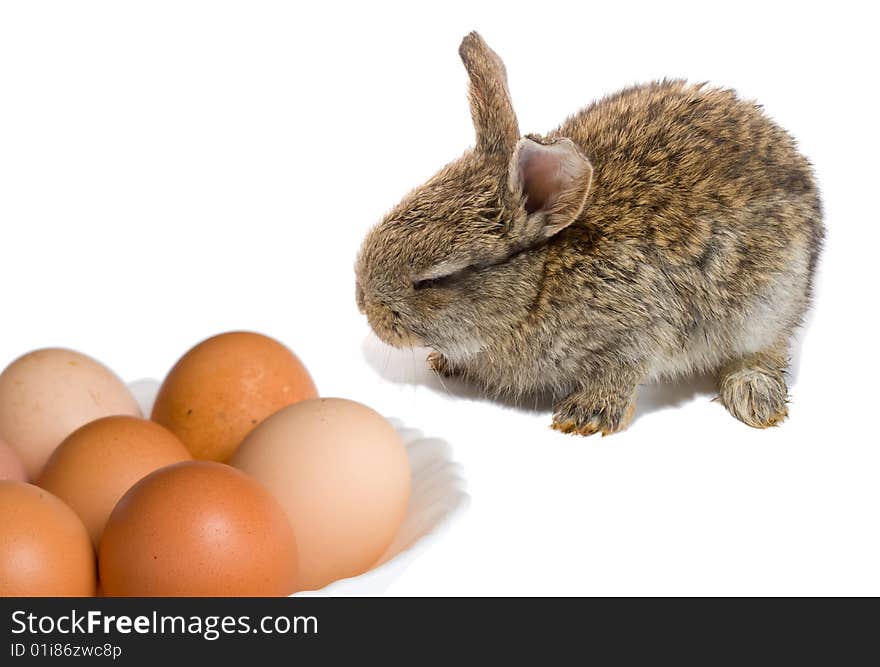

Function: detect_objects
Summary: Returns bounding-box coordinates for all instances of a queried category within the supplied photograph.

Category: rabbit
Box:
[355,31,824,436]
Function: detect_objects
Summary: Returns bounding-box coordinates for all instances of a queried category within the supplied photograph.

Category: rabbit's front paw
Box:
[427,351,457,377]
[552,389,637,437]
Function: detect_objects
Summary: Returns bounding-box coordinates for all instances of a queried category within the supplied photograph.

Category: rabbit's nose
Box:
[355,281,366,314]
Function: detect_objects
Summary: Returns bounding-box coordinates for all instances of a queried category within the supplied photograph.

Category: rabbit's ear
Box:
[459,32,519,154]
[509,137,593,239]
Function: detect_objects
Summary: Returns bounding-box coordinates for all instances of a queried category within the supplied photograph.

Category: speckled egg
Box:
[151,332,317,462]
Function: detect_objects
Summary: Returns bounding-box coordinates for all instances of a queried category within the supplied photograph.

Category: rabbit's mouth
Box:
[364,301,423,349]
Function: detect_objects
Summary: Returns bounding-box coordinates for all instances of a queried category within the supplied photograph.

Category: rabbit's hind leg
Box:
[716,341,790,428]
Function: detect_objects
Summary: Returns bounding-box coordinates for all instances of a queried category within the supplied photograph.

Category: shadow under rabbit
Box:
[361,334,730,423]
[361,334,555,415]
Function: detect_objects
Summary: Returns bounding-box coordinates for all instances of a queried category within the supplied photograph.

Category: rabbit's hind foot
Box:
[717,346,790,428]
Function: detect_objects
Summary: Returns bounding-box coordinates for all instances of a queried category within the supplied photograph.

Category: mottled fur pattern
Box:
[355,32,824,436]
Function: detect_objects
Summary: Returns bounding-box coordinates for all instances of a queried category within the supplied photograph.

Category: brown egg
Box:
[231,398,410,591]
[151,332,317,461]
[0,481,96,596]
[0,436,27,482]
[37,416,192,546]
[0,348,141,479]
[99,461,298,596]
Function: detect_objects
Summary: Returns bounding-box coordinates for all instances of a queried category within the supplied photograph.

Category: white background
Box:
[1,1,877,595]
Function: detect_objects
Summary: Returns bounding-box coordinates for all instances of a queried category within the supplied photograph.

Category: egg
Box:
[151,332,317,461]
[37,416,192,546]
[230,398,410,591]
[99,461,298,596]
[0,481,97,596]
[0,437,27,481]
[0,349,141,479]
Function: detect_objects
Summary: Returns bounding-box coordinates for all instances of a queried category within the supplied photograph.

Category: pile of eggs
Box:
[0,332,410,596]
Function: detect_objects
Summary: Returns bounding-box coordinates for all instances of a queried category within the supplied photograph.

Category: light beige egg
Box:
[0,349,141,479]
[0,436,27,482]
[231,398,410,591]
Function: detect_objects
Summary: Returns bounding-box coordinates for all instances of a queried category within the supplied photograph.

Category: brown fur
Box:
[355,32,824,436]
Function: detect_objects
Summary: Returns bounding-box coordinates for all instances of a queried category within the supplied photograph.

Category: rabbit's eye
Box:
[413,277,441,290]
[414,273,463,290]
[412,259,475,290]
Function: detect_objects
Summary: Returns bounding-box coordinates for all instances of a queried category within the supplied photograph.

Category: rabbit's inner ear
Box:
[521,150,566,214]
[509,137,594,238]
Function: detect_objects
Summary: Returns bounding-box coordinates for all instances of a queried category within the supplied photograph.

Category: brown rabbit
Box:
[355,31,824,436]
